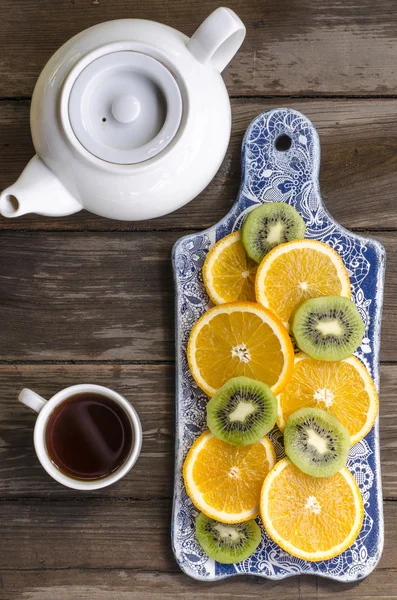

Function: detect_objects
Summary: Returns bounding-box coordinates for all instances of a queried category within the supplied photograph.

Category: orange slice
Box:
[260,458,364,561]
[203,231,258,304]
[277,354,378,444]
[187,302,294,397]
[255,239,351,326]
[184,430,276,523]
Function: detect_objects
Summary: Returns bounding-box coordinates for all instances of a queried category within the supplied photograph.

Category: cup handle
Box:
[19,388,47,413]
[187,7,246,73]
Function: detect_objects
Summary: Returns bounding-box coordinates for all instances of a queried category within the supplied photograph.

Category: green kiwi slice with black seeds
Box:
[206,376,277,446]
[284,407,351,478]
[241,202,306,263]
[195,513,261,563]
[291,295,365,361]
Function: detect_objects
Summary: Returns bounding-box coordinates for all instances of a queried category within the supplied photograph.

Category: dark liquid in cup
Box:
[45,393,133,480]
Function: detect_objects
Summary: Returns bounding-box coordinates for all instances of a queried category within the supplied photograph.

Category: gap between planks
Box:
[0,360,394,365]
[5,94,397,102]
[0,496,395,503]
[0,565,393,574]
[0,496,171,503]
[0,227,396,233]
[0,567,180,574]
[0,360,175,365]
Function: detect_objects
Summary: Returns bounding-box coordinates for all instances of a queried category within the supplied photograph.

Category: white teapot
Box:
[0,8,245,221]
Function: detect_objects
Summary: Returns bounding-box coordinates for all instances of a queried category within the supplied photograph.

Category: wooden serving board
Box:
[172,108,385,582]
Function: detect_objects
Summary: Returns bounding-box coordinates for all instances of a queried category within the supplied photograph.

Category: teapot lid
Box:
[68,51,182,164]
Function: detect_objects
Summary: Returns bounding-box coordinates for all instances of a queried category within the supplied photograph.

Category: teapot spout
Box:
[0,155,82,218]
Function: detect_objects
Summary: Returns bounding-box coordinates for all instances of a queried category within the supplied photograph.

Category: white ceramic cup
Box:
[19,384,142,490]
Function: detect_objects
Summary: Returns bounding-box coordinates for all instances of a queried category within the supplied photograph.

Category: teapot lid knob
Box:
[67,52,182,165]
[112,95,141,124]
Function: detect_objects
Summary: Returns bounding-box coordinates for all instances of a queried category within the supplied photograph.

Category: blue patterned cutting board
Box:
[171,108,385,582]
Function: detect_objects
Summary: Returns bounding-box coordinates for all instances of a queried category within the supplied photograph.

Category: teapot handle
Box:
[187,7,246,73]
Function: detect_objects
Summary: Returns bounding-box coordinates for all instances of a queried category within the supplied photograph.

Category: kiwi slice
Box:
[241,202,306,263]
[291,296,365,361]
[284,407,351,477]
[196,513,261,563]
[206,376,277,446]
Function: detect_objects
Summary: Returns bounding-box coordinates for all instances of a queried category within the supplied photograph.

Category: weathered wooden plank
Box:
[2,0,397,98]
[2,99,397,231]
[0,363,395,498]
[0,230,393,361]
[0,231,176,361]
[0,499,175,571]
[0,570,315,600]
[315,570,397,598]
[0,364,174,498]
[0,364,174,448]
[3,569,397,600]
[0,499,395,571]
[0,447,173,500]
[378,364,397,499]
[4,568,397,600]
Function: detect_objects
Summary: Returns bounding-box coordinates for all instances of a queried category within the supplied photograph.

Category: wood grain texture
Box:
[0,499,175,571]
[1,1,397,597]
[2,98,397,231]
[0,231,176,361]
[2,0,397,98]
[0,363,395,498]
[0,499,395,571]
[0,571,315,600]
[0,448,173,499]
[4,570,397,600]
[0,230,392,361]
[3,570,397,600]
[0,364,174,449]
[0,364,174,499]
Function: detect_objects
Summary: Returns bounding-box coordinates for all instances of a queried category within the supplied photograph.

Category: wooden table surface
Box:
[1,1,397,598]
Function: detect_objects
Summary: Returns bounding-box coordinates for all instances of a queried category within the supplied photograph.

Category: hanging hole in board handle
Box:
[275,134,292,152]
[187,7,246,73]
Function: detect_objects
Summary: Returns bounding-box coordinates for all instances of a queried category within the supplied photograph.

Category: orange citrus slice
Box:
[277,354,378,444]
[255,239,351,326]
[187,302,294,397]
[203,231,258,304]
[260,458,364,561]
[184,430,276,523]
